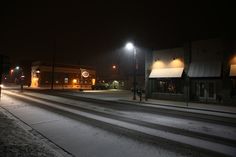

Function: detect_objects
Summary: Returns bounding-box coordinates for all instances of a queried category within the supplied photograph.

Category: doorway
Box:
[195,81,216,102]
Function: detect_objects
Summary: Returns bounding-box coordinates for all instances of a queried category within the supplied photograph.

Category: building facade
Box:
[31,61,96,89]
[146,38,236,105]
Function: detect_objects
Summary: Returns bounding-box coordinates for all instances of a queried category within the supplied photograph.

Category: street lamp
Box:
[125,42,137,100]
[112,65,117,69]
[13,66,24,91]
[15,66,20,70]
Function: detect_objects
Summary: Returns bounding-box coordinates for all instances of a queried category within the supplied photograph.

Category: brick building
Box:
[31,61,96,89]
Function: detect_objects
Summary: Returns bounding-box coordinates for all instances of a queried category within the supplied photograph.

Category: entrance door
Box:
[196,81,216,102]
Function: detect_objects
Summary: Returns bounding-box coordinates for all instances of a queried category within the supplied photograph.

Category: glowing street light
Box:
[125,42,137,100]
[15,66,20,70]
[36,69,40,74]
[125,42,134,50]
[112,65,117,69]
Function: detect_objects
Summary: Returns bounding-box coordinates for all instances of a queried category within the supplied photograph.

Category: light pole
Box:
[125,42,137,100]
[14,66,24,91]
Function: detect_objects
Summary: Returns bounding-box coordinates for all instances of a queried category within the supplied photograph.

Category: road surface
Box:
[1,89,236,157]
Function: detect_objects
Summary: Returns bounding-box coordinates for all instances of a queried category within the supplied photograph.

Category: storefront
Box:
[188,62,222,102]
[148,47,186,101]
[146,38,236,105]
[230,64,236,97]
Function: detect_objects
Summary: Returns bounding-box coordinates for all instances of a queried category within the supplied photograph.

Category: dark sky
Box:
[0,1,235,73]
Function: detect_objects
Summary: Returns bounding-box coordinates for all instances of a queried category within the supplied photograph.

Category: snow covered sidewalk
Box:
[129,98,236,114]
[0,107,70,157]
[54,89,236,115]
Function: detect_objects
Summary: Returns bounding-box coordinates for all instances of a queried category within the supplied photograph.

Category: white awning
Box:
[188,62,221,78]
[149,67,184,78]
[230,64,236,76]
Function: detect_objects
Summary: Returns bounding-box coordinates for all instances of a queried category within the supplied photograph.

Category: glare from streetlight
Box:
[125,42,134,50]
[16,66,20,70]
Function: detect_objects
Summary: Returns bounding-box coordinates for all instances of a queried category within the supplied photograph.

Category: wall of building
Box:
[149,47,186,101]
[147,38,236,105]
[153,47,185,67]
[31,63,96,89]
[191,38,226,62]
[190,39,236,104]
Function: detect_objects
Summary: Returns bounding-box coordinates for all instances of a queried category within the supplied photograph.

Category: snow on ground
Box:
[0,107,66,157]
[19,91,236,141]
[121,111,236,141]
[1,93,212,157]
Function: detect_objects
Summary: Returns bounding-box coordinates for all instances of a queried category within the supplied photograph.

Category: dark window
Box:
[208,83,214,98]
[40,72,51,84]
[231,79,236,96]
[200,83,205,97]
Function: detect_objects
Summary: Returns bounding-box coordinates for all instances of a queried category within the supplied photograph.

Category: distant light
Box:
[16,66,20,70]
[82,71,89,78]
[36,70,40,74]
[21,75,25,78]
[0,84,4,88]
[10,69,14,73]
[125,42,134,50]
[72,79,77,84]
[32,78,38,81]
[112,65,116,69]
[92,78,96,85]
[113,80,119,83]
[64,78,68,83]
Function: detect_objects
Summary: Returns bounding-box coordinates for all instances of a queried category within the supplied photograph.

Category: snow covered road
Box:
[1,90,236,156]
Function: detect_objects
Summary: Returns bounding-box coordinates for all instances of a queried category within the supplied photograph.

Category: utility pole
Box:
[51,35,56,90]
[51,51,55,90]
[133,47,137,100]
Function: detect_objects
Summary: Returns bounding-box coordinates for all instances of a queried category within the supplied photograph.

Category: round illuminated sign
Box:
[82,71,89,78]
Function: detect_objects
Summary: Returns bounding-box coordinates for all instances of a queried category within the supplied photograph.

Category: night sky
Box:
[0,1,235,75]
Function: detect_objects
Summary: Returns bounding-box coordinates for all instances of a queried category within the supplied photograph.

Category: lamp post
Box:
[14,66,24,91]
[125,42,137,100]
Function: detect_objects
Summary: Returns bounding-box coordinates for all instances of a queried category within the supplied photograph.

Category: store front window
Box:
[231,79,236,96]
[154,79,184,94]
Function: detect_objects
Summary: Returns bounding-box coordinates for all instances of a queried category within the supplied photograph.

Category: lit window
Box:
[92,79,96,85]
[64,78,68,83]
[72,79,77,84]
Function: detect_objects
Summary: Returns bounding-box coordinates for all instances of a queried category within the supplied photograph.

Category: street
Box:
[1,89,236,157]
